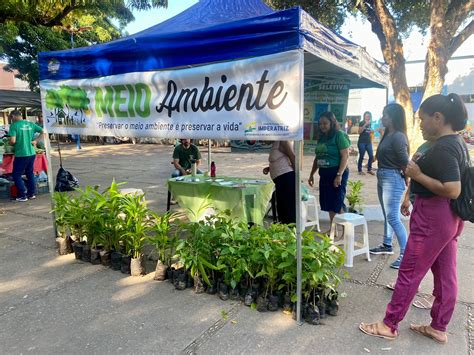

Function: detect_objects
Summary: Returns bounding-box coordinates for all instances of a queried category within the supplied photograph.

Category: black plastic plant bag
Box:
[54,167,79,192]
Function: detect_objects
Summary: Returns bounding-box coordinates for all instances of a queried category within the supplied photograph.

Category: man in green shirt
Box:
[8,110,44,201]
[172,139,202,177]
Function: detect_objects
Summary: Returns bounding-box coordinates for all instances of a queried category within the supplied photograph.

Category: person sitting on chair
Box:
[172,139,202,177]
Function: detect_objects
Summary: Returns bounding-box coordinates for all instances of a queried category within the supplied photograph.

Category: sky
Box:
[125,1,472,63]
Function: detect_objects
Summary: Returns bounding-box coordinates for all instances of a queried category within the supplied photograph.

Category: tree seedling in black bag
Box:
[267,295,279,312]
[325,290,339,316]
[304,304,321,325]
[194,276,205,294]
[282,294,292,315]
[256,295,268,312]
[218,283,229,301]
[229,287,240,301]
[174,270,186,290]
[206,279,217,295]
[244,289,257,306]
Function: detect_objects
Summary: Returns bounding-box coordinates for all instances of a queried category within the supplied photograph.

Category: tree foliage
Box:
[0,0,168,27]
[0,0,168,90]
[381,0,431,35]
[265,0,347,31]
[352,0,473,148]
[267,1,472,148]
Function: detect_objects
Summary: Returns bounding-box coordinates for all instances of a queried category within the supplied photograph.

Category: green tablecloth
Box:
[167,176,274,224]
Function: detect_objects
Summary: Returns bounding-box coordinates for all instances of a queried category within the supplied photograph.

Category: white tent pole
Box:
[43,130,57,238]
[296,49,304,325]
[295,140,303,325]
[207,139,211,172]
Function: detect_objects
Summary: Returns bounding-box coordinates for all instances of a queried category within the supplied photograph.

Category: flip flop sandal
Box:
[410,324,447,344]
[412,295,434,310]
[359,322,398,340]
[385,281,421,293]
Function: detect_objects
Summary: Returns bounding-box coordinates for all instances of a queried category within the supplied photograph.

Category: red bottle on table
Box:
[210,161,216,178]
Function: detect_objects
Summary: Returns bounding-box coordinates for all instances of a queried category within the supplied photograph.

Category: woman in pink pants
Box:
[359,93,469,344]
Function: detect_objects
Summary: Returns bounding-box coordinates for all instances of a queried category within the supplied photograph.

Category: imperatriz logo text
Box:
[258,124,289,132]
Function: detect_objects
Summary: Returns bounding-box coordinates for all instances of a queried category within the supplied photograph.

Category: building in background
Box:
[347,53,474,127]
[0,63,29,91]
[1,63,28,125]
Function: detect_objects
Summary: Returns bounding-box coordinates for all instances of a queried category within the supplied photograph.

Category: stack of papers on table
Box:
[242,180,269,185]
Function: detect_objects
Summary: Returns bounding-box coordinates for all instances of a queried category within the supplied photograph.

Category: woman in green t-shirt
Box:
[308,112,350,227]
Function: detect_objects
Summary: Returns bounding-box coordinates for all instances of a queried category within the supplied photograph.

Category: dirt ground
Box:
[45,141,382,213]
[0,141,472,354]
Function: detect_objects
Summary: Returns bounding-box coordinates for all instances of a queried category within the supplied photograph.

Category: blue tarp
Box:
[39,0,387,88]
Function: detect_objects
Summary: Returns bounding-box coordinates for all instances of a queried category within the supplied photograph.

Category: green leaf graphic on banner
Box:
[45,85,91,127]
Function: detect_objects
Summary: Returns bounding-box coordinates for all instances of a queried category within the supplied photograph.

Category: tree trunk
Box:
[366,0,414,152]
[412,0,451,150]
[360,0,473,151]
[422,0,450,98]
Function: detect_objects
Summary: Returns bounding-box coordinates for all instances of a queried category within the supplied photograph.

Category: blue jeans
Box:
[357,142,374,172]
[71,135,81,149]
[377,168,408,254]
[12,155,36,198]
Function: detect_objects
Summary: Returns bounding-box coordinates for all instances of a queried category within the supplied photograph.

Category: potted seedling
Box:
[276,238,297,314]
[346,180,364,214]
[301,230,345,324]
[80,186,103,264]
[52,192,73,255]
[63,192,88,260]
[176,217,221,293]
[217,226,247,300]
[121,193,151,276]
[71,186,102,263]
[99,180,127,269]
[256,224,294,312]
[149,211,179,281]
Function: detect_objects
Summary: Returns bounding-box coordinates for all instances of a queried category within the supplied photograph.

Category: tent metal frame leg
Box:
[207,139,211,172]
[43,131,57,239]
[295,51,304,326]
[295,140,303,325]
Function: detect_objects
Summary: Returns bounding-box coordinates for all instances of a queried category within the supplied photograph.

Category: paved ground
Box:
[0,142,473,354]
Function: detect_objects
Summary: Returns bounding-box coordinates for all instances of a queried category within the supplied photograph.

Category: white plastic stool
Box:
[301,195,320,231]
[329,213,371,267]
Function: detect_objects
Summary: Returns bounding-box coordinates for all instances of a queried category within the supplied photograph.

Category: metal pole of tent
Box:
[295,140,303,325]
[296,49,305,325]
[43,129,58,238]
[208,139,211,172]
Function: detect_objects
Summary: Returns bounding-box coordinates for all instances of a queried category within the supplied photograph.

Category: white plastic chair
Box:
[329,213,371,267]
[301,194,320,231]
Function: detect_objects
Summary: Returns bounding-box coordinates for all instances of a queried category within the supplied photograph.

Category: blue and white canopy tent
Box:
[39,0,388,323]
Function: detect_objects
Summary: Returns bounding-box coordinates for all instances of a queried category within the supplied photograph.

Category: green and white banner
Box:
[303,78,349,154]
[40,50,303,140]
